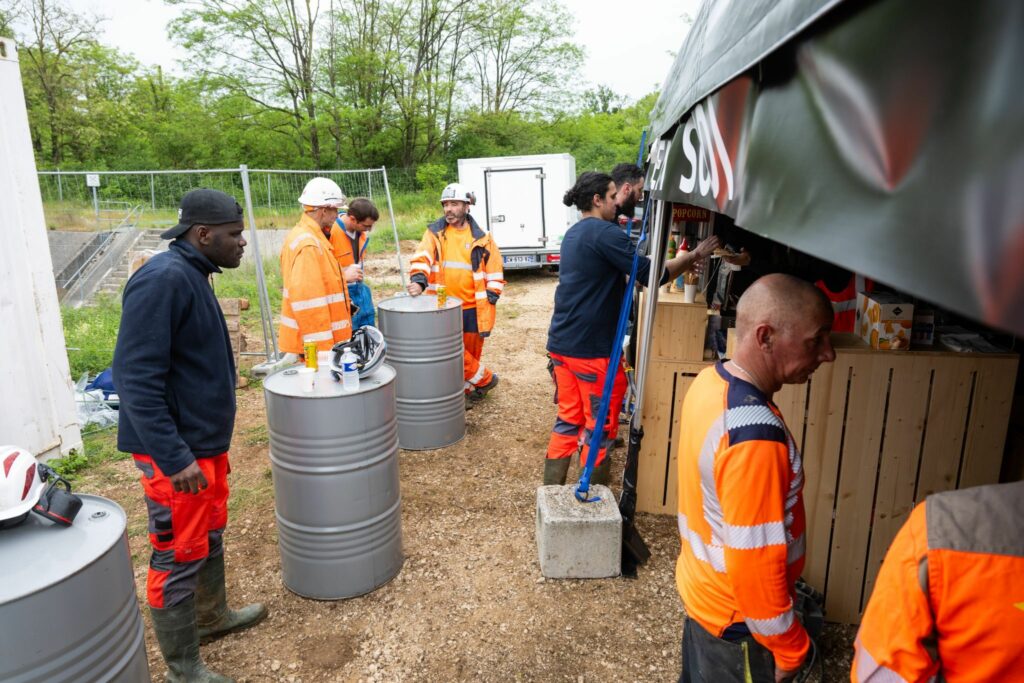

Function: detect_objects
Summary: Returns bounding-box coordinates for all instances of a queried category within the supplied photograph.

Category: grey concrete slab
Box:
[536,484,621,579]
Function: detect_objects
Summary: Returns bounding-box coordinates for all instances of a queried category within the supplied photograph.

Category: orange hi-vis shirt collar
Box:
[675,363,809,670]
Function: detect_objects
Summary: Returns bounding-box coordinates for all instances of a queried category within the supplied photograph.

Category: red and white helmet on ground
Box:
[0,445,45,522]
[298,177,347,208]
[439,183,476,206]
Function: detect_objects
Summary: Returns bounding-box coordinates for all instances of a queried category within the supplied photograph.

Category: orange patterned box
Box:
[855,291,914,350]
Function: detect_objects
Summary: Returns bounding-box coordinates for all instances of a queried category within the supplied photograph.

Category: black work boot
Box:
[195,554,268,644]
[150,597,234,683]
[543,458,571,486]
[469,373,500,402]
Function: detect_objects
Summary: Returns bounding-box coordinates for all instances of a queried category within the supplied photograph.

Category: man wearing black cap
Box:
[113,189,266,683]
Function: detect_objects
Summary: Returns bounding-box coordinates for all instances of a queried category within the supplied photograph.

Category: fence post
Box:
[381,166,407,289]
[239,164,279,361]
[150,173,156,209]
[92,185,99,225]
[368,170,374,201]
[57,169,63,202]
[267,173,272,209]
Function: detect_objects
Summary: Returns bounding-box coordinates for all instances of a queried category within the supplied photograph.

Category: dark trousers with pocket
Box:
[680,617,778,683]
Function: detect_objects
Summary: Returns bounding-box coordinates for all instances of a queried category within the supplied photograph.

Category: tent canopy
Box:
[648,0,1024,336]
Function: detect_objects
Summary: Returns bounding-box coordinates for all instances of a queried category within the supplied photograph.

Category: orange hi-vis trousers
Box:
[133,453,230,608]
[546,353,627,467]
[463,332,494,393]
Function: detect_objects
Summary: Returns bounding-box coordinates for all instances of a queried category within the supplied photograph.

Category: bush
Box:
[415,163,449,194]
[62,295,122,378]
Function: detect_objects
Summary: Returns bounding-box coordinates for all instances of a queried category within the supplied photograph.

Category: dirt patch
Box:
[76,268,854,682]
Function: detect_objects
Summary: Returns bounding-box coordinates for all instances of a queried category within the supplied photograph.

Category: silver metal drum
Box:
[264,363,403,600]
[0,494,150,682]
[377,294,465,450]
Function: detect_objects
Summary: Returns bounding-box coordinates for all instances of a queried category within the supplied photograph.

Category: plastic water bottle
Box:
[340,347,360,392]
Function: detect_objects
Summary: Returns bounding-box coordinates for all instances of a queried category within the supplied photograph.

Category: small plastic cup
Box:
[298,367,316,393]
[683,283,698,304]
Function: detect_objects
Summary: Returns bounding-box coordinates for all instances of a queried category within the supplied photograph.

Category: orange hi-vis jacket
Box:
[408,215,505,336]
[278,213,352,354]
[853,481,1024,683]
[329,220,369,268]
[815,274,872,333]
[676,363,809,670]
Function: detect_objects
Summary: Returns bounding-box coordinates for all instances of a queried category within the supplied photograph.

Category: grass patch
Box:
[62,294,122,378]
[49,427,128,481]
[242,424,270,447]
[501,303,523,320]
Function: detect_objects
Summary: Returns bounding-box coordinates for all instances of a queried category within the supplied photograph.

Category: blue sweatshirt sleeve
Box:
[596,223,668,286]
[112,267,194,475]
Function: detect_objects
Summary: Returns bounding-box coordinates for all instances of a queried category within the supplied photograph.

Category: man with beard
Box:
[407,182,505,402]
[611,163,645,228]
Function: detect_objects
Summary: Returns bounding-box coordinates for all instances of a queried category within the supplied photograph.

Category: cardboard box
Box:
[856,292,913,350]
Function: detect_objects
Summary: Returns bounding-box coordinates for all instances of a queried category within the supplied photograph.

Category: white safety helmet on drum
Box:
[330,325,387,379]
[0,446,46,525]
[298,177,347,208]
[439,183,476,206]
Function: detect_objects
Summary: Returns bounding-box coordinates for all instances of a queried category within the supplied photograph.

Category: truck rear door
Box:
[484,167,545,251]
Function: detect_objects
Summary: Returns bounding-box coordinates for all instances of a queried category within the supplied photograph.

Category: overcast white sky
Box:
[67,0,699,102]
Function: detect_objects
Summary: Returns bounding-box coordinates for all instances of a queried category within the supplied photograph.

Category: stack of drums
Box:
[377,294,465,450]
[264,363,403,599]
[0,495,150,682]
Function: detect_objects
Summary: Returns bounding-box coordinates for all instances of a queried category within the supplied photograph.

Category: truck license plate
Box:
[503,255,536,267]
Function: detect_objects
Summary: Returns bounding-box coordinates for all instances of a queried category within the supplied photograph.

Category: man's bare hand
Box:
[691,235,721,260]
[406,282,424,296]
[343,265,363,283]
[170,461,208,495]
[722,248,752,267]
[775,665,800,682]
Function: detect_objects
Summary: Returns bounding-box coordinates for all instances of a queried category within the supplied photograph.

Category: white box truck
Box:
[457,153,578,269]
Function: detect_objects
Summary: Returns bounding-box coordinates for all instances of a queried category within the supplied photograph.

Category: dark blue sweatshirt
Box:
[547,217,667,358]
[112,240,236,475]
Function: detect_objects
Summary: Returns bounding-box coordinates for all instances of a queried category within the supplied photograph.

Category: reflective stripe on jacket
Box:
[853,481,1024,683]
[676,363,809,671]
[815,274,871,333]
[408,214,505,336]
[278,213,352,354]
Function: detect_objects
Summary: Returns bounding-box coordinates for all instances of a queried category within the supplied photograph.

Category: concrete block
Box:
[536,485,621,579]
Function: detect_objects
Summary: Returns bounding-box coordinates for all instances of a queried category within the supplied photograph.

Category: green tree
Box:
[0,0,17,37]
[469,0,583,114]
[18,0,102,165]
[168,0,325,167]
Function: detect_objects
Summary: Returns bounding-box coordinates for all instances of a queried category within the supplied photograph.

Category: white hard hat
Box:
[0,446,46,523]
[440,183,476,205]
[298,177,347,208]
[331,325,387,379]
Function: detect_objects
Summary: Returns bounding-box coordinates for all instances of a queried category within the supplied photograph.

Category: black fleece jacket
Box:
[112,240,236,475]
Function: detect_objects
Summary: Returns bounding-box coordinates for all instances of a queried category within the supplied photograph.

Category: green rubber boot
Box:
[590,456,612,486]
[195,554,268,644]
[543,458,571,486]
[150,597,234,683]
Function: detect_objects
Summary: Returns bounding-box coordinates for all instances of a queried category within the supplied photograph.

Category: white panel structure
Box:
[0,38,82,459]
[458,153,578,269]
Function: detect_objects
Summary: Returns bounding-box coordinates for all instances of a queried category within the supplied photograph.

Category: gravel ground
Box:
[75,262,856,682]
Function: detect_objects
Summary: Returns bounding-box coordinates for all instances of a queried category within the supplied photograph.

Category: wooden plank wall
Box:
[637,347,1019,623]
